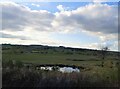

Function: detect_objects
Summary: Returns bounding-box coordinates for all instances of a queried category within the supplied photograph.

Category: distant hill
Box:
[2,44,119,56]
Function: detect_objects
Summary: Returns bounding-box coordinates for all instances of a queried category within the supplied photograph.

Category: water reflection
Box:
[59,67,80,73]
[39,66,80,73]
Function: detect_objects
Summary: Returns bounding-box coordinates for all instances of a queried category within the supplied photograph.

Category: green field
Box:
[2,44,120,87]
[2,44,119,65]
[3,53,102,65]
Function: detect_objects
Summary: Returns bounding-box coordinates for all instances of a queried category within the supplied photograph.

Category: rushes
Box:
[2,67,119,88]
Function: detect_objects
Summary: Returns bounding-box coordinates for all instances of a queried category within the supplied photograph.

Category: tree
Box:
[99,46,109,67]
[100,46,109,60]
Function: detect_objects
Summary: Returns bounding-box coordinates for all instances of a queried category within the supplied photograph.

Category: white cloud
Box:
[92,0,109,3]
[53,3,118,44]
[99,34,117,42]
[57,5,64,11]
[31,3,40,7]
[1,2,54,32]
[1,2,118,51]
[54,3,118,34]
[1,2,118,34]
[57,5,71,12]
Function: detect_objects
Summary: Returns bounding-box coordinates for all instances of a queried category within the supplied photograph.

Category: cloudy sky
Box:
[0,1,119,51]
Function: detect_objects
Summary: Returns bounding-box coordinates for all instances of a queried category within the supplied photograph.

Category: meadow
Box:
[2,44,120,88]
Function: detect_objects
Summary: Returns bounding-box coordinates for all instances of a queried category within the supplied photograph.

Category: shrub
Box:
[2,60,14,69]
[104,60,113,68]
[2,68,119,88]
[14,60,23,68]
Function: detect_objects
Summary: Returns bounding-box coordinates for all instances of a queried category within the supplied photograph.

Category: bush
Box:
[14,60,23,68]
[2,68,119,88]
[2,60,14,69]
[104,60,113,68]
[3,60,23,69]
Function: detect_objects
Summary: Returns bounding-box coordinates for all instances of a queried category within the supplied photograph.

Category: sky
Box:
[0,1,119,51]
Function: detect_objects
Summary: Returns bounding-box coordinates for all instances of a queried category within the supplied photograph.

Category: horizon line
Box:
[1,43,119,52]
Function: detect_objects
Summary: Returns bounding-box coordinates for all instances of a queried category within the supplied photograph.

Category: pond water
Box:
[38,66,80,73]
[59,67,80,73]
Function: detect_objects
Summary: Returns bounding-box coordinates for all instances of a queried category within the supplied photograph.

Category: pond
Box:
[59,67,80,73]
[37,66,80,73]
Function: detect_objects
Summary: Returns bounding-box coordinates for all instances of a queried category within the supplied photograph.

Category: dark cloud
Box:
[1,2,54,31]
[1,2,118,34]
[0,32,29,40]
[53,4,118,34]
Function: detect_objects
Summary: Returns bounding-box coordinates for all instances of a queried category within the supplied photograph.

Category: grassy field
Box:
[3,53,102,65]
[2,44,120,87]
[2,51,119,69]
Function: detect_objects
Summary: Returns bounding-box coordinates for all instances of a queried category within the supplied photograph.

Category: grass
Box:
[2,52,119,83]
[2,67,119,88]
[2,53,104,65]
[2,44,120,88]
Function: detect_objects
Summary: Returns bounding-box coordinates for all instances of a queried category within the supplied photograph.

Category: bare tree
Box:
[100,46,109,60]
[99,46,109,67]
